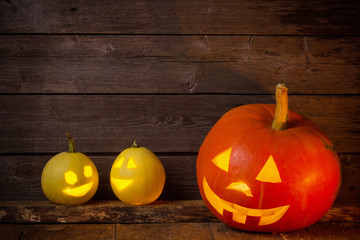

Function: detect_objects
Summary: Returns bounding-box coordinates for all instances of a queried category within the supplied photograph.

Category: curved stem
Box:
[131,140,139,148]
[66,133,76,153]
[272,83,289,130]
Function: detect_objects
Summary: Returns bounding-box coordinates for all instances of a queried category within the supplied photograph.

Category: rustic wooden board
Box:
[0,200,216,223]
[208,221,360,240]
[18,224,115,240]
[116,223,214,240]
[0,224,24,240]
[0,200,359,224]
[0,0,358,35]
[0,35,359,94]
[1,222,359,240]
[300,222,360,240]
[0,95,359,154]
[0,155,358,204]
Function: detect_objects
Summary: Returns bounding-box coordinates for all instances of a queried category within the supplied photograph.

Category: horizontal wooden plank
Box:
[0,155,358,204]
[0,224,116,240]
[0,95,359,153]
[2,222,359,240]
[0,0,358,35]
[0,200,359,224]
[0,35,359,94]
[209,221,360,240]
[116,223,214,240]
[0,224,23,240]
[0,200,216,223]
[0,155,199,201]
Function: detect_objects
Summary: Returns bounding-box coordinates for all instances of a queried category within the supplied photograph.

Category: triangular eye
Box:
[211,147,232,172]
[127,158,137,168]
[114,156,125,168]
[256,155,282,183]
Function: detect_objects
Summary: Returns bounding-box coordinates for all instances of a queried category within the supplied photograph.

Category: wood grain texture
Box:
[0,35,359,94]
[0,95,359,154]
[0,0,359,35]
[208,221,360,240]
[116,223,214,240]
[18,224,115,240]
[0,155,357,203]
[0,224,24,240]
[1,222,359,240]
[0,200,216,223]
[0,200,359,224]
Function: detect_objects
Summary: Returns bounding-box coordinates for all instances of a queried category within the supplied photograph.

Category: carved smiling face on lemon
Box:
[110,141,166,205]
[41,134,99,205]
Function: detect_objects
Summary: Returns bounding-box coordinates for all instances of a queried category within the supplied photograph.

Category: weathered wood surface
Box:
[0,224,115,240]
[0,200,359,224]
[1,221,359,240]
[0,0,359,35]
[0,35,359,94]
[0,95,359,154]
[209,221,360,240]
[116,223,214,240]
[0,200,216,223]
[0,155,358,204]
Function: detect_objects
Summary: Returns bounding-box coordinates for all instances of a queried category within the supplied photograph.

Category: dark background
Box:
[0,0,359,206]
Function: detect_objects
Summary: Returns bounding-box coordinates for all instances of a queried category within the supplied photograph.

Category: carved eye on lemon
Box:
[110,141,166,205]
[41,133,99,205]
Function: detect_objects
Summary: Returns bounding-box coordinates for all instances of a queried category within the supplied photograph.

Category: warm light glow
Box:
[111,177,133,192]
[64,171,78,185]
[84,166,93,177]
[62,182,94,197]
[226,182,253,197]
[114,157,125,168]
[127,158,137,169]
[203,177,289,225]
[212,147,232,172]
[256,155,282,183]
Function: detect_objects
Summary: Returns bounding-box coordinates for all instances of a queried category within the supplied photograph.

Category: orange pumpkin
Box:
[196,84,341,232]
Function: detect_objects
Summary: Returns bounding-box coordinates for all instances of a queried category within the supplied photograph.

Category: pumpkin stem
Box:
[131,140,140,148]
[272,83,289,130]
[66,133,76,153]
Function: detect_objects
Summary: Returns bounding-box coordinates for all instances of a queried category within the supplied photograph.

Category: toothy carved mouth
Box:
[203,177,290,226]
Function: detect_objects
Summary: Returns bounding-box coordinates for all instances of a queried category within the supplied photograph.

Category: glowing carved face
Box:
[203,147,290,226]
[63,165,95,197]
[110,156,137,193]
[110,144,166,205]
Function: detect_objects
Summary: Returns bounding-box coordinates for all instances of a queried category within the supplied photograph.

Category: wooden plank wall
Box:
[0,0,359,205]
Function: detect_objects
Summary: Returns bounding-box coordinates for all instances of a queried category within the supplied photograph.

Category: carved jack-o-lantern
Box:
[41,134,99,205]
[110,141,166,205]
[197,84,341,232]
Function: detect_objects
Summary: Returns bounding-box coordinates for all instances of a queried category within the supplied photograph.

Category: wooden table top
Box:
[0,200,359,239]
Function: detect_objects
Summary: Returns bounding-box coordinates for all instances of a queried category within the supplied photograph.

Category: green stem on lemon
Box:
[272,83,289,131]
[66,133,76,153]
[131,140,140,148]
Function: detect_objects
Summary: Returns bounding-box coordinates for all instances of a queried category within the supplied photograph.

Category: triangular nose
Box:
[255,155,282,183]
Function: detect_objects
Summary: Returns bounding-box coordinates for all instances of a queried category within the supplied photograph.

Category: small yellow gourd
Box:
[41,133,99,205]
[110,141,166,205]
